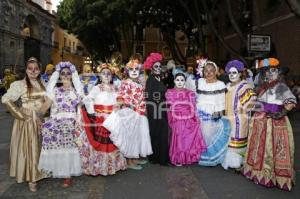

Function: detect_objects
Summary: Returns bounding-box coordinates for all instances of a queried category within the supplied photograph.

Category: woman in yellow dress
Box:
[1,57,47,192]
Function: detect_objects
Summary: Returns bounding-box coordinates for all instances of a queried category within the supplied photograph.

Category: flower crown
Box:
[97,63,118,73]
[196,58,208,75]
[55,61,77,73]
[143,53,163,70]
[126,59,142,70]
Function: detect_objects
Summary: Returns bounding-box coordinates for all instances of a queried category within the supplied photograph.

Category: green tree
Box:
[58,0,137,60]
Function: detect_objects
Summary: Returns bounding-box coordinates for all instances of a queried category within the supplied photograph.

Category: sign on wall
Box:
[247,34,271,52]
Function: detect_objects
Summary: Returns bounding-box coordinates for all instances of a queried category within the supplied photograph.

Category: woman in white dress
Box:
[78,64,127,176]
[186,61,231,166]
[103,59,153,170]
[38,62,83,187]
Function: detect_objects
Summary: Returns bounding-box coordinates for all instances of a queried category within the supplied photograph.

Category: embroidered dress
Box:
[78,84,127,176]
[166,88,206,165]
[193,78,231,166]
[103,79,153,158]
[2,80,47,183]
[242,81,296,191]
[222,80,256,169]
[38,87,82,178]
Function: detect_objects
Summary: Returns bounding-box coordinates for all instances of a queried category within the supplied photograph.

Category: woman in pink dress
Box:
[166,70,206,166]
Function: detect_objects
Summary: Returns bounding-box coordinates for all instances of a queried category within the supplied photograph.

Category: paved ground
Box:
[0,103,299,199]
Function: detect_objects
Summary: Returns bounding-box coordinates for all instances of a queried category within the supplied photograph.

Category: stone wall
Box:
[0,0,55,76]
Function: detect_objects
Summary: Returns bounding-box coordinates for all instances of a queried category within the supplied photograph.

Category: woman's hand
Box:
[284,103,295,111]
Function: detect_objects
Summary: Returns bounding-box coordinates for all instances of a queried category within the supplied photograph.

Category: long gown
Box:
[222,80,256,169]
[166,88,206,165]
[2,80,46,183]
[191,78,231,166]
[38,87,82,178]
[103,79,152,158]
[78,84,127,175]
[145,74,169,165]
[242,81,296,191]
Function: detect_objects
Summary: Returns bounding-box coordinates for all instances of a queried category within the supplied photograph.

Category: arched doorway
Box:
[22,15,41,62]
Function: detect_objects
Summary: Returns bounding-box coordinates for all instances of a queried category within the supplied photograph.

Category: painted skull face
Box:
[228,67,241,83]
[152,62,161,75]
[26,63,40,79]
[128,66,140,79]
[59,67,72,83]
[100,68,112,84]
[266,68,279,82]
[174,75,186,88]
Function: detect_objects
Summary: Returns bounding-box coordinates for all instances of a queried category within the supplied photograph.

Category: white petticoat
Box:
[38,148,83,178]
[103,108,153,158]
[221,148,246,170]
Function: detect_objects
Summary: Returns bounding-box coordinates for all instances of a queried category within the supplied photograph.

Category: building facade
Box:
[120,27,188,62]
[0,0,55,75]
[215,0,300,75]
[51,21,89,70]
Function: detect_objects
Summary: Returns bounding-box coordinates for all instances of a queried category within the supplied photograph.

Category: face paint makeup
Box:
[128,67,140,79]
[100,68,112,84]
[228,67,241,83]
[152,62,161,75]
[174,75,186,88]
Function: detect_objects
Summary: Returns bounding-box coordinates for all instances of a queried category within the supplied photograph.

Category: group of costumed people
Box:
[1,53,296,192]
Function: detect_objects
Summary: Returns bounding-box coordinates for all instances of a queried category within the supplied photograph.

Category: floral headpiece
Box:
[55,61,77,73]
[225,60,245,73]
[97,63,115,73]
[47,61,83,98]
[126,59,142,70]
[196,58,208,75]
[143,53,163,70]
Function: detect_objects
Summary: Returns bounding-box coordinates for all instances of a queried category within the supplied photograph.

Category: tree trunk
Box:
[162,31,185,64]
[178,0,206,53]
[253,0,262,30]
[286,0,300,16]
[200,0,247,63]
[193,0,206,53]
[225,0,247,45]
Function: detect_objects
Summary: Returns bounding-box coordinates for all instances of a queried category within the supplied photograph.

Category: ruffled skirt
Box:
[103,108,153,158]
[198,116,230,166]
[169,117,206,165]
[75,131,127,176]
